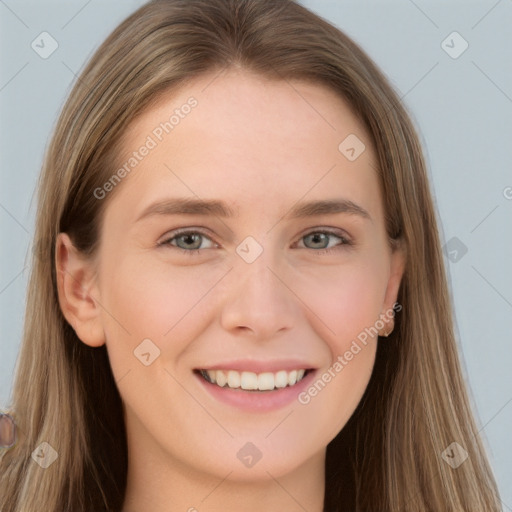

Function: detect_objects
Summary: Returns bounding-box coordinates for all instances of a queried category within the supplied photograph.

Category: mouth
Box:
[194,368,313,392]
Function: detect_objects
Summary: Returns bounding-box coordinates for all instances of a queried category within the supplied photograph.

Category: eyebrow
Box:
[135,197,371,222]
[287,198,371,220]
[136,197,237,221]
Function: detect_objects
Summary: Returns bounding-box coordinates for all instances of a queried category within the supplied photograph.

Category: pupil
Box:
[308,233,327,248]
[182,234,200,249]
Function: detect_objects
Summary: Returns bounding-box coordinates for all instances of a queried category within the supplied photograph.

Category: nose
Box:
[219,251,297,340]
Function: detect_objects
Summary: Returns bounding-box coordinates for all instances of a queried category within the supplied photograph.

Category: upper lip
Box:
[195,359,317,374]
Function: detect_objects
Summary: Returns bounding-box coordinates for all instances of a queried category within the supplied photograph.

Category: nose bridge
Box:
[234,232,278,287]
[220,240,295,336]
[242,250,276,292]
[235,241,283,303]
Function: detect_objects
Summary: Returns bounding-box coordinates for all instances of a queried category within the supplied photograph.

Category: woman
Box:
[0,0,502,510]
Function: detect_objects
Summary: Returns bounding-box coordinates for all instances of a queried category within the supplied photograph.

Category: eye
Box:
[296,229,352,253]
[158,229,216,253]
[157,227,352,256]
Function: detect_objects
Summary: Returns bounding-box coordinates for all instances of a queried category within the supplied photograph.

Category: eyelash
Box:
[158,228,353,256]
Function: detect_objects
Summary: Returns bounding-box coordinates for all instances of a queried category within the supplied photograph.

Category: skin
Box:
[56,68,405,512]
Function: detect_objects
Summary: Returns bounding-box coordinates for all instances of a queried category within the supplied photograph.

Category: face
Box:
[58,68,404,483]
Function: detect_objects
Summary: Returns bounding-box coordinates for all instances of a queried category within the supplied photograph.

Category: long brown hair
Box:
[0,1,502,510]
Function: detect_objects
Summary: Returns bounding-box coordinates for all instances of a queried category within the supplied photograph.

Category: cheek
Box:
[284,257,387,437]
[98,253,228,363]
[292,262,384,438]
[292,257,388,354]
[298,341,377,444]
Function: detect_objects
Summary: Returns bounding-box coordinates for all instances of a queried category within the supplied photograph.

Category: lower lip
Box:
[194,370,317,412]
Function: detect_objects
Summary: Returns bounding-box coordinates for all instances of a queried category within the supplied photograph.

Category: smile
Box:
[198,368,310,392]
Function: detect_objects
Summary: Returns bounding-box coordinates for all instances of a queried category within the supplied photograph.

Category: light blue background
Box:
[1,0,511,507]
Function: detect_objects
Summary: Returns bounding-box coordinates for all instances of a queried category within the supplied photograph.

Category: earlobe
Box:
[55,233,105,347]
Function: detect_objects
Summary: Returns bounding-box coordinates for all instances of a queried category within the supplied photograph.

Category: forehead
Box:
[106,68,382,225]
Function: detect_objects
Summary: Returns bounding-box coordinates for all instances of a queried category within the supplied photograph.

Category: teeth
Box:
[227,370,240,388]
[200,368,308,391]
[257,372,274,391]
[215,370,227,387]
[274,370,288,388]
[241,372,258,390]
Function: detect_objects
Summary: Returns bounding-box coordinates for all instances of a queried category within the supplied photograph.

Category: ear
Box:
[55,232,105,347]
[379,239,406,336]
